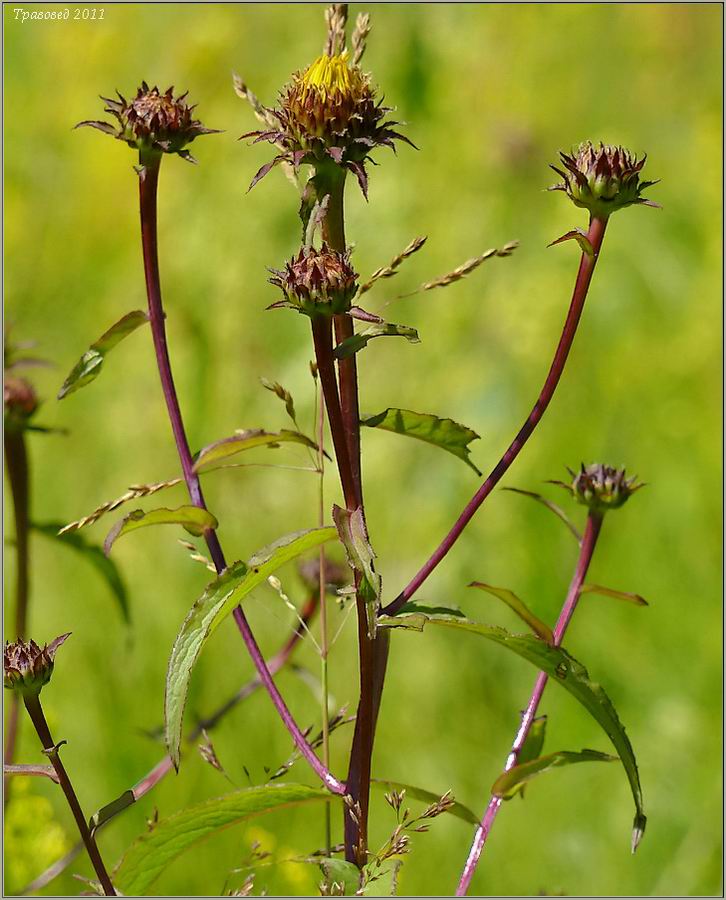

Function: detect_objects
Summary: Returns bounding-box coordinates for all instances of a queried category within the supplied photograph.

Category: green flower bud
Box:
[268,243,358,317]
[550,142,659,218]
[3,635,70,698]
[554,463,644,513]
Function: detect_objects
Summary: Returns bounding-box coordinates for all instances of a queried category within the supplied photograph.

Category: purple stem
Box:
[138,154,344,795]
[383,215,608,616]
[456,511,603,896]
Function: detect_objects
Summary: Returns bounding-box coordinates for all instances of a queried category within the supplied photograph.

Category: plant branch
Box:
[138,153,343,795]
[22,694,116,896]
[384,215,609,616]
[456,511,604,896]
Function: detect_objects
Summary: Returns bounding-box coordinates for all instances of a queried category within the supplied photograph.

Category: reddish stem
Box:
[456,512,603,896]
[384,216,609,616]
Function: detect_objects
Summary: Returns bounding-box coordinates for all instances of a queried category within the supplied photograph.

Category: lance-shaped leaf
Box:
[580,584,649,607]
[468,582,553,642]
[371,779,478,825]
[333,322,420,360]
[492,749,617,800]
[104,506,218,556]
[165,527,337,766]
[515,716,548,798]
[361,408,482,476]
[193,429,321,472]
[58,310,148,399]
[113,784,333,895]
[379,606,646,850]
[548,228,595,257]
[332,506,380,638]
[32,522,130,623]
[502,486,582,542]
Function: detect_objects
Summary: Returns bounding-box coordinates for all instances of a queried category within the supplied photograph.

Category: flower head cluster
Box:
[4,376,38,432]
[550,142,658,218]
[556,463,644,513]
[269,243,358,317]
[244,52,413,196]
[4,635,70,698]
[77,83,220,162]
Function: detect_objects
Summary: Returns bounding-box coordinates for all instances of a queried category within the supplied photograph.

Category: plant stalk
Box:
[137,153,344,795]
[22,693,116,896]
[384,215,609,616]
[456,511,604,896]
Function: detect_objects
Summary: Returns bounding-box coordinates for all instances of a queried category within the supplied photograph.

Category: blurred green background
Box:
[4,3,722,896]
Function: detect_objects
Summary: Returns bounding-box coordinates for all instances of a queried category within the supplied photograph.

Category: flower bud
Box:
[268,243,358,317]
[557,463,644,513]
[77,83,220,162]
[3,635,70,698]
[550,142,658,218]
[4,376,38,431]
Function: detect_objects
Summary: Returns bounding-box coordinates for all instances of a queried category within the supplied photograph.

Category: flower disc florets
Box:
[3,634,70,697]
[550,142,658,218]
[244,52,413,196]
[557,463,644,513]
[269,243,358,317]
[4,376,38,431]
[77,83,220,162]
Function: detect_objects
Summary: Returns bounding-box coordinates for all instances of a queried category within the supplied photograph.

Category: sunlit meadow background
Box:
[4,3,722,896]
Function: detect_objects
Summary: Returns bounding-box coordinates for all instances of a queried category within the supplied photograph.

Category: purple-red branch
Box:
[456,511,603,896]
[383,215,608,616]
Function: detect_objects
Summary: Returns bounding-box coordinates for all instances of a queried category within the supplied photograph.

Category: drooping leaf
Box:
[332,506,380,638]
[32,522,130,623]
[113,784,333,895]
[468,582,553,642]
[371,779,478,825]
[58,310,148,399]
[580,584,649,607]
[333,322,420,360]
[104,506,217,556]
[492,749,617,800]
[501,486,582,542]
[548,229,594,257]
[361,408,482,476]
[379,606,646,850]
[193,429,321,472]
[165,527,337,767]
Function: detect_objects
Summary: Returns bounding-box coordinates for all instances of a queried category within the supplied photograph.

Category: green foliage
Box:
[492,749,617,801]
[468,581,553,641]
[361,408,482,475]
[103,506,218,556]
[580,583,649,607]
[193,428,320,471]
[371,780,478,826]
[333,322,420,359]
[332,505,380,637]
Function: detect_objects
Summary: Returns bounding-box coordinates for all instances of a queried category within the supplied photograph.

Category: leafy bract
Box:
[58,310,148,399]
[379,606,646,850]
[334,322,420,360]
[193,429,320,472]
[104,506,217,556]
[332,506,380,638]
[361,408,482,476]
[113,784,332,895]
[165,527,337,766]
[468,582,553,642]
[492,749,617,800]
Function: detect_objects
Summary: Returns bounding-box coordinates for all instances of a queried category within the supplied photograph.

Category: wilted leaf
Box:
[361,408,481,476]
[333,322,420,360]
[468,582,553,642]
[113,784,333,895]
[104,506,217,556]
[580,584,649,607]
[492,749,617,800]
[193,429,321,472]
[371,779,478,825]
[332,506,380,637]
[379,606,646,849]
[501,486,582,542]
[165,527,337,767]
[58,311,148,399]
[32,522,130,623]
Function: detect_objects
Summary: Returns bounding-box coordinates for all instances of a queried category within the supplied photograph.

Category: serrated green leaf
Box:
[193,428,320,472]
[379,606,646,848]
[492,749,617,800]
[371,779,478,825]
[58,310,148,399]
[361,408,482,475]
[32,522,130,623]
[104,506,217,556]
[332,506,380,638]
[580,584,649,607]
[165,527,337,767]
[469,582,553,642]
[113,784,333,895]
[333,322,420,360]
